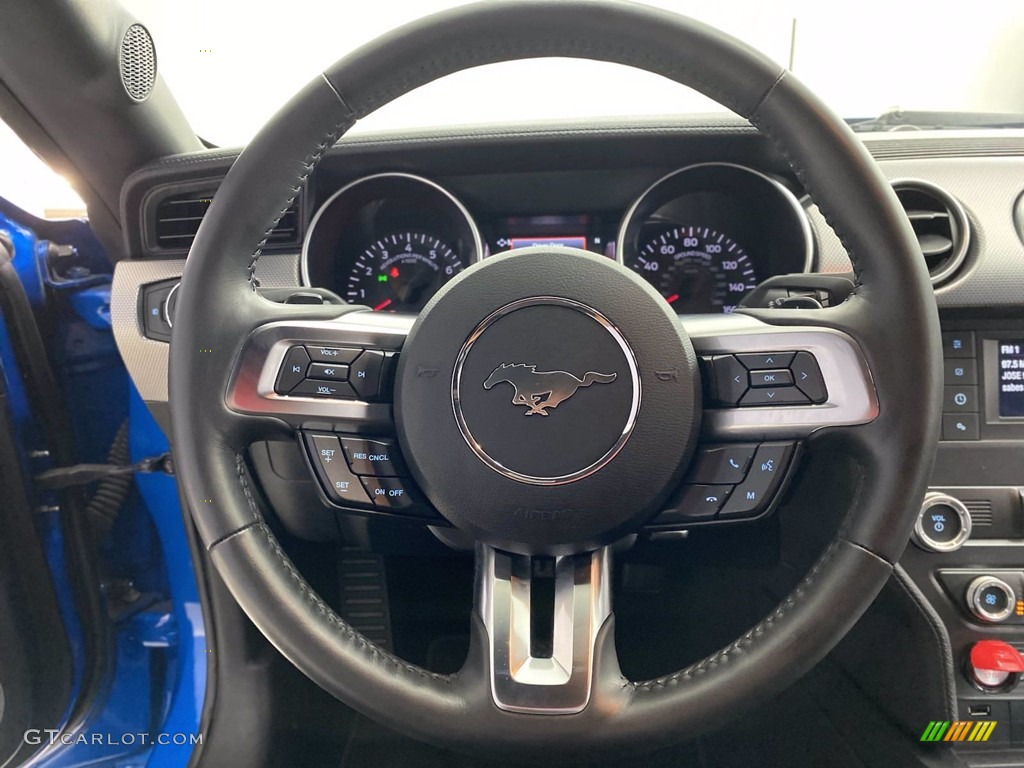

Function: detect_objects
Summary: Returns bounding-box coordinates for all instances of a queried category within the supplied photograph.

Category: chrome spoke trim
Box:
[684,313,879,439]
[476,545,612,715]
[227,310,412,429]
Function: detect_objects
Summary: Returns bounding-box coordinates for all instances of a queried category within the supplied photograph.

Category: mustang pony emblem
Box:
[482,363,617,416]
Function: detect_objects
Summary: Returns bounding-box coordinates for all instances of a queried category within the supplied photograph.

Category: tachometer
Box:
[346,231,464,312]
[630,227,756,313]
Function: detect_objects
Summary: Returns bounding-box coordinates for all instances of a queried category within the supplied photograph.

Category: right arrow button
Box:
[790,351,828,403]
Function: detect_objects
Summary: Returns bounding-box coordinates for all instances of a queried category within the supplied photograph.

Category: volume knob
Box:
[912,492,972,553]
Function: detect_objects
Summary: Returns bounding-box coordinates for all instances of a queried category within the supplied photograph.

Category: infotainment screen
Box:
[998,341,1024,417]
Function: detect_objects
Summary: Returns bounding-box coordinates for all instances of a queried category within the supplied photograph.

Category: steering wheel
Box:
[169,0,941,759]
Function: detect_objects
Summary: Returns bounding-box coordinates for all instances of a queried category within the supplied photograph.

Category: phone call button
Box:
[687,443,759,485]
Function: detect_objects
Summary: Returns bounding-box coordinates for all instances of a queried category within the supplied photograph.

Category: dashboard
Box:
[300,162,813,315]
[111,117,1024,750]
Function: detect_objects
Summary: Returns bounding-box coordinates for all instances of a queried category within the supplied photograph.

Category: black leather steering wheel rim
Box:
[169,0,941,758]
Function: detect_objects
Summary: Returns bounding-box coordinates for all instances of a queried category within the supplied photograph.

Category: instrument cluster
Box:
[301,164,814,314]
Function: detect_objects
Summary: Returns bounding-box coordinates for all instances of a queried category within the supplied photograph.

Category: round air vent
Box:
[891,179,970,285]
[119,23,157,102]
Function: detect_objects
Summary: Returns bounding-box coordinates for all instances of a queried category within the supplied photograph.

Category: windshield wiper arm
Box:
[849,109,1024,132]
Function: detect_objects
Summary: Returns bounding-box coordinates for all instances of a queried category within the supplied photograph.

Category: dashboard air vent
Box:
[153,190,300,252]
[891,180,970,285]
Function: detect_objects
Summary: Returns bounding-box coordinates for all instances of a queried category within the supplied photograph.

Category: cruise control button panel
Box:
[702,351,827,407]
[275,344,392,400]
[649,441,800,529]
[302,430,436,521]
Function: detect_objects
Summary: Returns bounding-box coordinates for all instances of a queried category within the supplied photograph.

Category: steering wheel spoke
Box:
[227,309,411,433]
[643,311,879,530]
[686,312,878,441]
[475,544,613,714]
[223,308,443,522]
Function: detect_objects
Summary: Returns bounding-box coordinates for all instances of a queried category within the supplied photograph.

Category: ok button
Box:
[750,369,794,388]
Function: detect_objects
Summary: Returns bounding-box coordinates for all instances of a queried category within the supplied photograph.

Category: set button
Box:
[304,433,372,506]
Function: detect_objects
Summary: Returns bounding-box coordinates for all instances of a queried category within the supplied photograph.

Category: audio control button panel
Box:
[275,344,392,400]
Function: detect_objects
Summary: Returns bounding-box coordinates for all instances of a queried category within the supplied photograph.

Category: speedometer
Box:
[346,231,464,312]
[629,227,757,313]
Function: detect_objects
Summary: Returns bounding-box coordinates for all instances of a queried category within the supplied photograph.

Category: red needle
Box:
[373,298,393,311]
[666,293,680,305]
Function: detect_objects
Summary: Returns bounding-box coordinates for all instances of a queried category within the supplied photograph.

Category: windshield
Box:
[123,0,1024,146]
